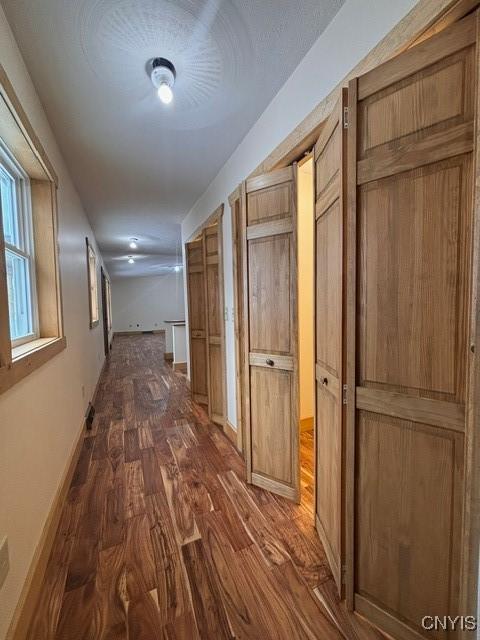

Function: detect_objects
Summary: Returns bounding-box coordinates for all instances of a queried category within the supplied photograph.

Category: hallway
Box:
[25,334,381,640]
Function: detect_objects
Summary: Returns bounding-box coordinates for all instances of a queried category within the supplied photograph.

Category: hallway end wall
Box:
[111,273,185,352]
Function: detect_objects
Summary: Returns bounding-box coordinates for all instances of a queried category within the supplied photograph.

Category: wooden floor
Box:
[300,430,314,513]
[26,334,386,640]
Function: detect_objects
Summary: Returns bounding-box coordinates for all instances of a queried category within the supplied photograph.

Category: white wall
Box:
[298,159,314,422]
[0,6,111,638]
[111,273,185,352]
[181,0,420,431]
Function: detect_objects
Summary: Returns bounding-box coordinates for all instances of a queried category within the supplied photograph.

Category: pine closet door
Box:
[186,238,208,406]
[347,13,477,639]
[242,166,300,501]
[203,224,225,426]
[313,89,347,595]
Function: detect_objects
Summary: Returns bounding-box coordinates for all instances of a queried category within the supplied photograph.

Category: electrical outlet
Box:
[0,537,9,589]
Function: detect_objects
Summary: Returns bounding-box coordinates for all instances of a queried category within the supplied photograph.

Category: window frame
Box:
[0,63,66,396]
[86,237,99,328]
[0,138,40,347]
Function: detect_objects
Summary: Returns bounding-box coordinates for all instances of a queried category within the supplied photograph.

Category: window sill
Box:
[0,336,66,396]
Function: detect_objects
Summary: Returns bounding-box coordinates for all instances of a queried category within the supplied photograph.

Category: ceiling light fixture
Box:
[129,238,138,249]
[128,256,135,264]
[150,57,176,105]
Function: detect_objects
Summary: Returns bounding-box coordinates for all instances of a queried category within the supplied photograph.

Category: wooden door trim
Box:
[345,77,358,610]
[241,180,252,480]
[230,185,246,454]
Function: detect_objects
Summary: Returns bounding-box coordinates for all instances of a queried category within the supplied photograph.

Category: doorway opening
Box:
[297,154,315,514]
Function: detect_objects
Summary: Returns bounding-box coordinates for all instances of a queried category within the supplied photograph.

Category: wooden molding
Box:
[5,418,85,640]
[0,64,58,186]
[0,337,66,396]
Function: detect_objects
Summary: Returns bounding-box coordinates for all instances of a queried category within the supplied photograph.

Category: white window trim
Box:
[0,137,39,347]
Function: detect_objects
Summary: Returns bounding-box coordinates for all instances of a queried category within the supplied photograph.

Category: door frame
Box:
[100,267,110,357]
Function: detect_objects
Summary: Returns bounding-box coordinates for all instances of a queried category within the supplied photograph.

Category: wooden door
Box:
[203,224,225,425]
[243,166,299,501]
[186,238,208,405]
[314,90,347,595]
[346,14,476,638]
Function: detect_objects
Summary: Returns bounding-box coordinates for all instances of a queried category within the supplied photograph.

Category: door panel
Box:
[186,239,208,404]
[314,91,347,594]
[244,166,299,501]
[347,14,475,638]
[248,234,291,354]
[203,224,225,426]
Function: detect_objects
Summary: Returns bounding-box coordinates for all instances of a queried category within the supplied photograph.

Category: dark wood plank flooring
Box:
[300,429,314,513]
[26,334,385,640]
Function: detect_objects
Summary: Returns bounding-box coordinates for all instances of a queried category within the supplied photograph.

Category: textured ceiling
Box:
[2,0,344,277]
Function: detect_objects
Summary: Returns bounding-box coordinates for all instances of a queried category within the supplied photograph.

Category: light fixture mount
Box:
[149,57,176,104]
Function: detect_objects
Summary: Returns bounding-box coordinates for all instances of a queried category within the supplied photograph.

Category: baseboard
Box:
[6,358,107,640]
[300,416,314,433]
[173,361,187,373]
[6,418,86,640]
[164,352,174,362]
[224,419,237,446]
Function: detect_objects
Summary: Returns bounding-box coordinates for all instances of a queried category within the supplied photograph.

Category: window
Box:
[0,66,65,395]
[0,141,38,346]
[86,238,99,327]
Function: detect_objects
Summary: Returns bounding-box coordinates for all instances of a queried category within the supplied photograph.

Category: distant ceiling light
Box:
[128,256,135,264]
[150,57,176,105]
[174,265,182,272]
[129,238,138,249]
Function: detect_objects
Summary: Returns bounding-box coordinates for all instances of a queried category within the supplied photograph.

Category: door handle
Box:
[266,359,274,367]
[322,377,328,386]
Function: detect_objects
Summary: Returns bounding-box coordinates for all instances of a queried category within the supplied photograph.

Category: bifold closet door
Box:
[186,238,208,405]
[314,90,347,595]
[242,166,299,501]
[203,224,225,426]
[347,13,476,638]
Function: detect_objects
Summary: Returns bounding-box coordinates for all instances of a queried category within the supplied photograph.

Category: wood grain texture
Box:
[348,13,475,638]
[244,168,300,501]
[23,334,384,640]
